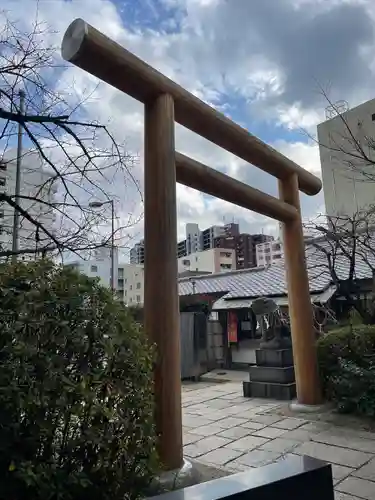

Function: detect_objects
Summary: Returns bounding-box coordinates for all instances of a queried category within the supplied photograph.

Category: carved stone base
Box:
[255,348,293,368]
[260,337,292,350]
[243,347,296,401]
[249,365,295,384]
[243,380,296,400]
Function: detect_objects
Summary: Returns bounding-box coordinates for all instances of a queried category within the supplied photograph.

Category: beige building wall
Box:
[178,247,236,274]
[317,98,375,219]
[118,263,144,306]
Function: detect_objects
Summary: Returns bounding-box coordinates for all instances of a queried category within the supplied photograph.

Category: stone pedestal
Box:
[243,347,296,401]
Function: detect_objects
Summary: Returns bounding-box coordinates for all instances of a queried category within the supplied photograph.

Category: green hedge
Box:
[0,260,157,500]
[317,325,375,416]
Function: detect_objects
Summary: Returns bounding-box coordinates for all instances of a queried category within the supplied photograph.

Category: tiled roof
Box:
[178,244,375,300]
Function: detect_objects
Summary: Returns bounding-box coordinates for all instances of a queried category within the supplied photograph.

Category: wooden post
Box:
[144,93,183,470]
[279,174,322,405]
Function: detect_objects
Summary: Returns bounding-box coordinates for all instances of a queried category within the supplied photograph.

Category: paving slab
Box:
[352,457,375,481]
[195,411,228,422]
[279,428,315,442]
[225,435,269,451]
[182,415,214,428]
[214,417,249,429]
[225,462,253,473]
[241,420,267,430]
[295,441,373,468]
[252,426,288,439]
[335,493,362,500]
[233,449,282,467]
[217,426,253,440]
[313,433,375,454]
[205,399,235,409]
[259,437,300,453]
[221,405,259,416]
[244,414,284,425]
[198,447,244,466]
[183,432,204,445]
[193,423,225,437]
[218,394,249,402]
[329,428,375,442]
[331,465,355,485]
[183,435,232,458]
[298,422,332,433]
[335,476,375,500]
[272,417,306,430]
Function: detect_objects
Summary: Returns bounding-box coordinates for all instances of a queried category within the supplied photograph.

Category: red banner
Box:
[227,311,238,344]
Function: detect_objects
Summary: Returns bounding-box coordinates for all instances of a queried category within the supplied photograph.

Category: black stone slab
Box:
[148,455,334,500]
[255,348,293,367]
[243,380,296,400]
[249,365,295,384]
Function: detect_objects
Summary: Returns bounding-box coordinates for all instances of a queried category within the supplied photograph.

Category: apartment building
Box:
[256,239,283,267]
[0,149,56,257]
[318,98,375,219]
[178,247,236,274]
[214,232,273,269]
[118,263,144,305]
[130,239,144,264]
[129,222,240,262]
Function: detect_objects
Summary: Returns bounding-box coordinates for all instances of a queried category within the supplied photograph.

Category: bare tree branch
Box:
[0,12,142,260]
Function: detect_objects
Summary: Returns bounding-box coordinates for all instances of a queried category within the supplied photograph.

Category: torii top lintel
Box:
[61,18,322,197]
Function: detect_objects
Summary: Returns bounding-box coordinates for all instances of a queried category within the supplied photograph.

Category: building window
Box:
[0,177,5,187]
[136,282,141,289]
[0,211,4,219]
[124,278,127,284]
[136,295,141,302]
[183,259,190,266]
[130,285,133,290]
[220,263,231,269]
[91,265,98,272]
[273,243,281,251]
[220,252,231,258]
[0,162,6,171]
[124,290,127,296]
[118,268,124,278]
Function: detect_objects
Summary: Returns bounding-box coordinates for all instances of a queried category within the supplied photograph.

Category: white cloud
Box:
[4,0,372,257]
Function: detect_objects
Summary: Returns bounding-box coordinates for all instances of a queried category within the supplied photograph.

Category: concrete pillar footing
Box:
[289,400,333,413]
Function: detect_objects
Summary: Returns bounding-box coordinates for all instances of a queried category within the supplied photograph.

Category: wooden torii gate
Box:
[61,19,323,472]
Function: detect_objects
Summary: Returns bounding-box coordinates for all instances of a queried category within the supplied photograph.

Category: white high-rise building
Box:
[130,239,144,264]
[318,98,375,219]
[66,245,119,290]
[0,149,56,257]
[186,222,201,254]
[256,239,283,267]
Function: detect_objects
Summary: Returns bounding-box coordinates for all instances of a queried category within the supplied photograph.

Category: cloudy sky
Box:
[4,0,375,249]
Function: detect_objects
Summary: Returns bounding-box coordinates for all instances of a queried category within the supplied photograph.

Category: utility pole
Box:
[12,89,25,262]
[110,199,115,293]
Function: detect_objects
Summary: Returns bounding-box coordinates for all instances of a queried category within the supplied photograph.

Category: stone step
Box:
[243,380,296,400]
[255,348,293,368]
[249,365,295,384]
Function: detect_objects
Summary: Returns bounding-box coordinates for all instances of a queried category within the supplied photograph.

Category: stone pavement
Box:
[182,381,375,500]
